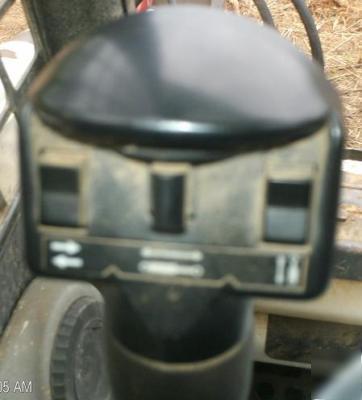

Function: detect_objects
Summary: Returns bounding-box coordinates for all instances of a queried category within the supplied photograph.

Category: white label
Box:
[138,260,204,278]
[141,247,203,262]
[275,254,301,286]
[286,255,301,286]
[52,254,84,270]
[275,255,287,285]
[50,240,82,256]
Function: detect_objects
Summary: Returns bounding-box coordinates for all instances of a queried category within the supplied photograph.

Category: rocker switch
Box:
[40,165,80,227]
[264,180,312,244]
[151,172,185,233]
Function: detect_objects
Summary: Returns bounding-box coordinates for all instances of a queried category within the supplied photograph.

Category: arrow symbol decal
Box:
[51,254,84,270]
[50,240,82,256]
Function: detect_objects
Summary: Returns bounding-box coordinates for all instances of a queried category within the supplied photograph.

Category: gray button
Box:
[264,181,311,244]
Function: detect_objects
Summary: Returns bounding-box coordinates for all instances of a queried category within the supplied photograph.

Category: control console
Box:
[19,7,343,298]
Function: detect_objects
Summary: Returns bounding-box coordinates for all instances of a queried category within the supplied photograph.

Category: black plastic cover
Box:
[32,6,335,150]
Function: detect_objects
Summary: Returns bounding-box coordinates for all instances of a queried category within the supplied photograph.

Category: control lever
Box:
[19,6,343,400]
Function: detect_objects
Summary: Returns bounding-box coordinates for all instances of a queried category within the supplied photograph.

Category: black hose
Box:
[290,0,325,67]
[253,0,276,28]
[121,0,129,15]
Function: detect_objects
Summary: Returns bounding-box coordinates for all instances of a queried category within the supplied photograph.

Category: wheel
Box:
[0,278,111,400]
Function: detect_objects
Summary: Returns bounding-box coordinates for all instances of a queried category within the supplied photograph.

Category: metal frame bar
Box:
[0,58,17,128]
[0,0,44,130]
[0,0,45,207]
[0,55,44,131]
[0,0,15,19]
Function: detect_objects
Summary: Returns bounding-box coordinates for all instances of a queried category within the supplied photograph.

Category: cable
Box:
[253,0,276,28]
[121,0,129,16]
[290,0,325,67]
[252,0,324,67]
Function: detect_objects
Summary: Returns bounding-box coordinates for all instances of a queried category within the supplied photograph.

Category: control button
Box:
[151,172,185,233]
[264,181,311,244]
[40,165,80,227]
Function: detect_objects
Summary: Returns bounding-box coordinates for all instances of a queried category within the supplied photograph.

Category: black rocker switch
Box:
[151,172,185,233]
[264,180,312,244]
[40,165,80,227]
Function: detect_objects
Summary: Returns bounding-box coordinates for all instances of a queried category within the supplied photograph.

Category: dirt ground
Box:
[0,0,361,147]
[0,2,27,42]
[228,0,362,148]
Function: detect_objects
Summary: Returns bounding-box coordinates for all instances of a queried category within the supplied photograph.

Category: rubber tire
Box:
[0,278,109,400]
[50,297,112,400]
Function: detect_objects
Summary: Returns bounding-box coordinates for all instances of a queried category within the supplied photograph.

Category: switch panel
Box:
[40,165,80,227]
[264,181,312,244]
[20,111,343,299]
